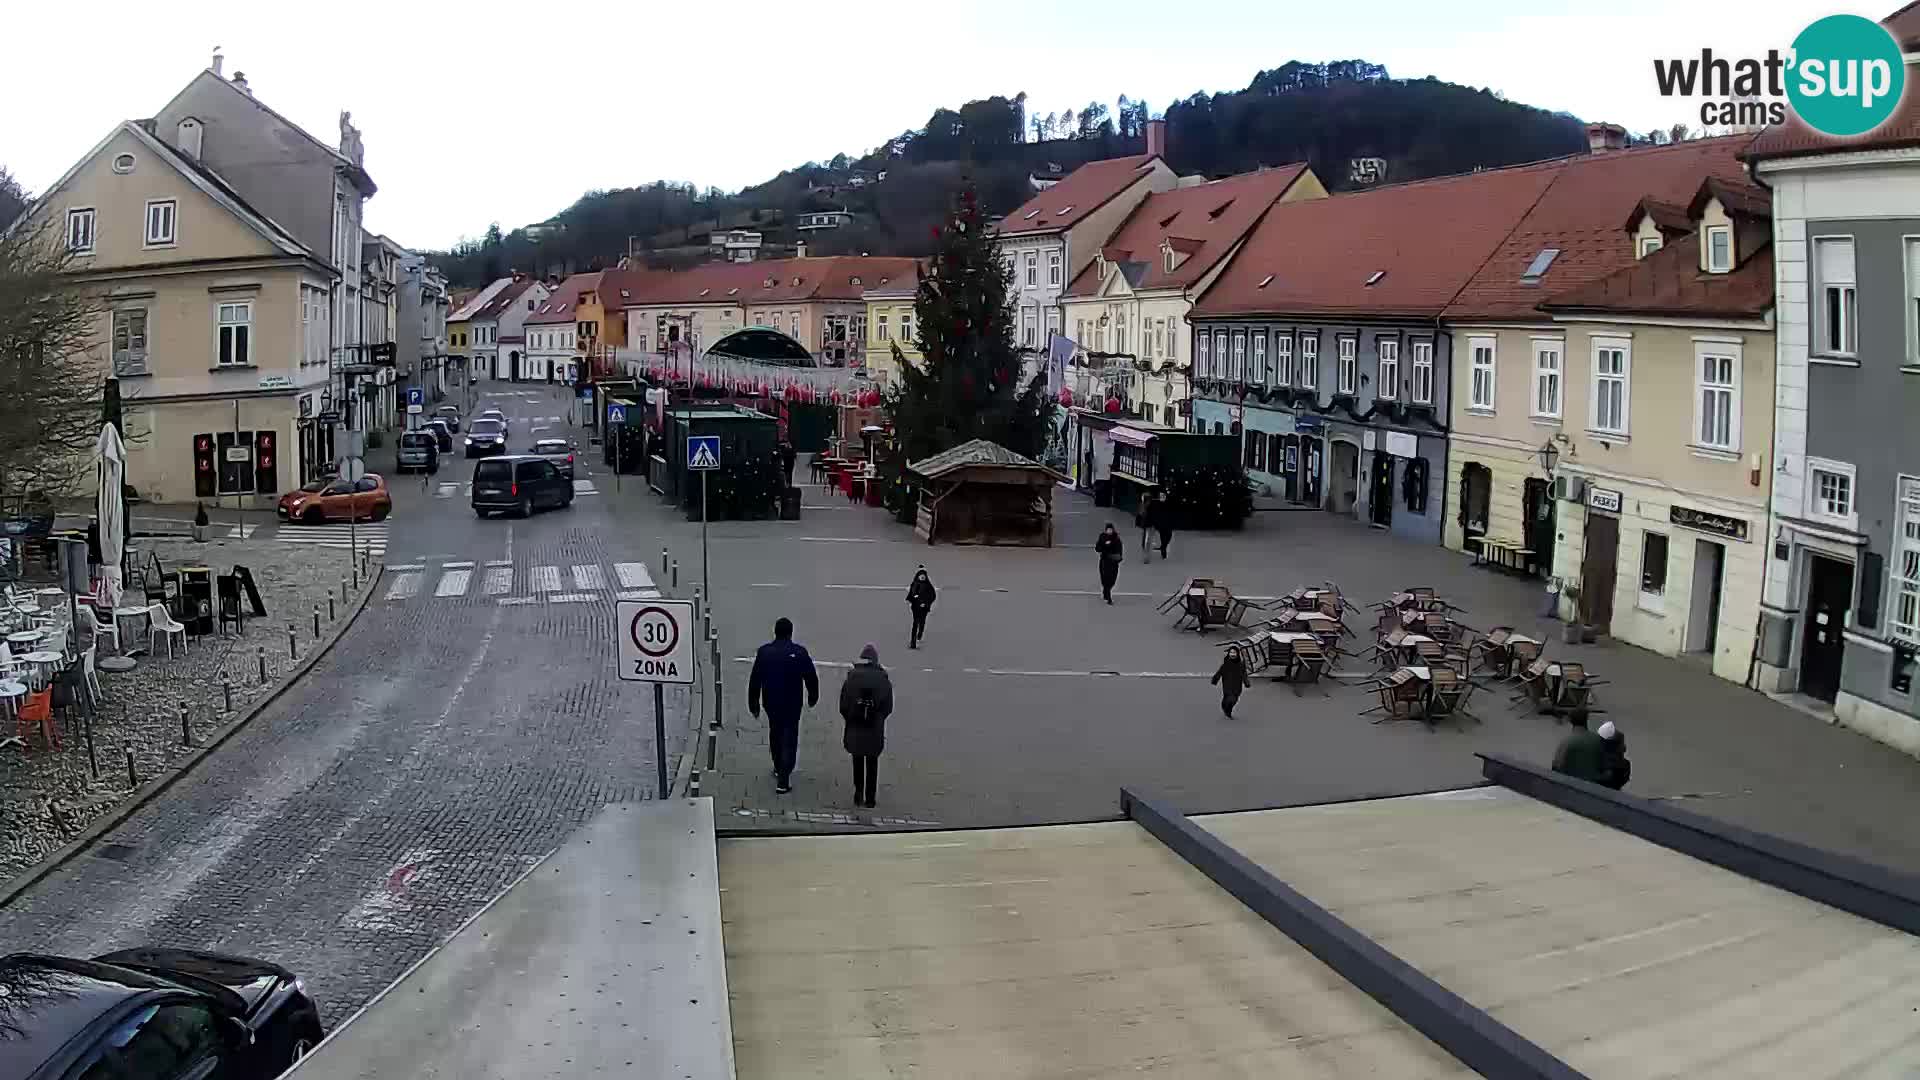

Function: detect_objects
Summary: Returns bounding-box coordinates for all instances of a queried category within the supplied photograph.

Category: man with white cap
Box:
[1551,713,1610,787]
[1595,721,1631,791]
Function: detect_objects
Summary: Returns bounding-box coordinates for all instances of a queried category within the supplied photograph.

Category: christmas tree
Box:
[886,186,1054,466]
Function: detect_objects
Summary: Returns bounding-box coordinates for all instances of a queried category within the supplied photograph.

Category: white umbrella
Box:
[95,423,126,608]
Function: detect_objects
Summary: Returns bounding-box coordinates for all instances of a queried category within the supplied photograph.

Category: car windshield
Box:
[535,442,569,454]
[403,433,434,446]
[470,421,504,435]
[297,480,326,494]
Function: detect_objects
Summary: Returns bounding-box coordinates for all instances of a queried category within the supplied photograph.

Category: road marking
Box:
[571,564,605,590]
[1045,589,1152,598]
[483,568,512,595]
[725,657,1212,679]
[799,537,878,543]
[986,669,1083,677]
[548,593,597,604]
[749,583,787,588]
[573,479,599,496]
[441,560,475,569]
[824,584,897,590]
[385,563,425,572]
[613,563,655,589]
[485,559,512,567]
[384,573,420,600]
[497,597,539,606]
[434,570,471,597]
[532,566,561,592]
[616,589,662,601]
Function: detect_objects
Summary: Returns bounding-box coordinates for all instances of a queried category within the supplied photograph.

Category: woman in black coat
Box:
[906,566,937,649]
[1095,524,1124,604]
[840,644,895,808]
[1212,645,1251,717]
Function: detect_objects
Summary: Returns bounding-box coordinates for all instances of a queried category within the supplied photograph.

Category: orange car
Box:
[276,474,392,523]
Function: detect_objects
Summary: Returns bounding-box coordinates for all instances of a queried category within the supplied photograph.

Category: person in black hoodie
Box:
[1095,524,1124,604]
[840,644,895,808]
[906,566,937,649]
[1595,721,1632,790]
[1212,645,1251,717]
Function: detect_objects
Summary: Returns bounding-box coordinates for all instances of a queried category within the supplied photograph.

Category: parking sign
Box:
[617,599,694,684]
[406,386,424,407]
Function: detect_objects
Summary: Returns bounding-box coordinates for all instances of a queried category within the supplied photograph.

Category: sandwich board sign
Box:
[617,599,694,684]
[688,435,721,470]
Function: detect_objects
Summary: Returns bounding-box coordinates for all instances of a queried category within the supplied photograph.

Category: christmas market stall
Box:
[906,439,1069,547]
[660,406,783,520]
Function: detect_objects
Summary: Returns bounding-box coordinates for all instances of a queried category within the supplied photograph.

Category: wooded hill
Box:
[431,60,1591,288]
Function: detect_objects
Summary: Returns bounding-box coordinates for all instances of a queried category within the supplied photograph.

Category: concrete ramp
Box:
[718,820,1472,1078]
[292,799,735,1079]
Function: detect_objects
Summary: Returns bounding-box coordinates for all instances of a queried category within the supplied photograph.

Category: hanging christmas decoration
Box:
[1104,396,1122,415]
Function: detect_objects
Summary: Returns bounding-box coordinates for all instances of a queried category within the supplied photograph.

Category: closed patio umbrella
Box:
[95,422,126,608]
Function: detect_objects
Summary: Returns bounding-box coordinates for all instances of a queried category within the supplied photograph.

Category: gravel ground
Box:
[0,529,379,884]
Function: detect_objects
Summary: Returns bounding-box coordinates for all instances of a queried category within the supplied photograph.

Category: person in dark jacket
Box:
[840,644,895,808]
[1095,524,1123,604]
[1150,497,1175,560]
[776,441,798,486]
[906,566,937,649]
[1212,645,1251,717]
[1136,494,1156,563]
[1550,713,1611,787]
[1595,721,1631,790]
[747,617,820,794]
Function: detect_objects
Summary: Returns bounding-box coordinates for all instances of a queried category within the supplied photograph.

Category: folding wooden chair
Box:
[1289,638,1331,692]
[1362,670,1429,724]
[1505,638,1544,681]
[1511,657,1553,712]
[1425,668,1479,725]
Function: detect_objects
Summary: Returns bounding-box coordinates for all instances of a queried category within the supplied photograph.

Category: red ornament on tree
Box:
[1104,396,1122,415]
[1059,387,1075,407]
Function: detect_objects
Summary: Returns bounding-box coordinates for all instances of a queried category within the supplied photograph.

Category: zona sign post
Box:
[617,598,695,797]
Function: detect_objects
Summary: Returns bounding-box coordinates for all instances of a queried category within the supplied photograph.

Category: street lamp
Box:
[1536,439,1559,476]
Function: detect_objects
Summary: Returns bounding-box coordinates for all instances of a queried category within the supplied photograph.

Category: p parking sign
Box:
[617,599,694,684]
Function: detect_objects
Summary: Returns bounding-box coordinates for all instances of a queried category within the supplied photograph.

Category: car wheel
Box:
[519,497,533,518]
[474,508,488,519]
[372,504,390,522]
[302,508,324,525]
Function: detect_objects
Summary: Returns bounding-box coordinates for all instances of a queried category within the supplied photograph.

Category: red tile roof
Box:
[1539,231,1774,320]
[1887,0,1920,48]
[1625,198,1693,236]
[525,272,602,325]
[995,154,1163,237]
[1064,165,1311,299]
[1747,7,1920,161]
[1191,162,1561,319]
[1442,135,1754,321]
[609,256,918,307]
[470,277,538,322]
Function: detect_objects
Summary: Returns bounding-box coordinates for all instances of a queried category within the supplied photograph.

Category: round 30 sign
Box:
[616,599,694,683]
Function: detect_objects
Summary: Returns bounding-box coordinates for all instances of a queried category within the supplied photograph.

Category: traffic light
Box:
[193,433,216,498]
[253,430,278,494]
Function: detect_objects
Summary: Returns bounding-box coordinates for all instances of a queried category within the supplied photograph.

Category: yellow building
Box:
[19,119,337,504]
[862,267,919,388]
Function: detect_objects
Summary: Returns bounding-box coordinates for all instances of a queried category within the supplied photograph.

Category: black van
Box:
[472,455,574,518]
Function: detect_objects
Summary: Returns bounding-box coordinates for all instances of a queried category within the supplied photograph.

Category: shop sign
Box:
[1383,431,1418,458]
[257,374,293,390]
[1670,504,1750,542]
[1588,486,1623,513]
[1293,415,1324,433]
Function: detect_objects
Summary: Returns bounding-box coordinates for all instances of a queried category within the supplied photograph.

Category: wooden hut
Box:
[907,440,1069,546]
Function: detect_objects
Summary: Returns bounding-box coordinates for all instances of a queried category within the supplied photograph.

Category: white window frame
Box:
[1231,331,1246,382]
[1589,337,1631,436]
[66,207,95,253]
[1813,235,1857,358]
[901,313,913,343]
[112,307,149,376]
[1048,249,1062,286]
[1025,251,1037,287]
[1893,476,1920,645]
[1410,340,1433,404]
[1165,317,1177,362]
[1691,342,1741,453]
[216,300,253,367]
[1376,339,1399,401]
[143,199,177,248]
[1638,235,1663,258]
[1805,456,1858,531]
[1336,336,1357,395]
[1468,336,1496,411]
[1905,236,1920,367]
[1251,333,1267,385]
[1638,531,1670,611]
[1274,334,1294,386]
[1705,224,1732,272]
[1046,308,1061,345]
[1214,331,1230,380]
[1197,330,1211,377]
[1300,335,1319,389]
[1531,338,1563,419]
[876,313,889,340]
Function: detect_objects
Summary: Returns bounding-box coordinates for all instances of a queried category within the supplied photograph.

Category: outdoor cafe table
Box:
[7,629,46,648]
[115,605,155,653]
[0,679,24,747]
[20,651,60,689]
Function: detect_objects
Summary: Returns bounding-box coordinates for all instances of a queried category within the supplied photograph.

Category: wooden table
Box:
[1471,537,1534,574]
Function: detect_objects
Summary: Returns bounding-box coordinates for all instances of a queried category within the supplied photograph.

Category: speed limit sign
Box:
[616,599,694,684]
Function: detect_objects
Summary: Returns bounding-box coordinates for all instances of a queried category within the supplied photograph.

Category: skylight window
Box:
[1520,248,1561,282]
[620,289,630,299]
[1258,274,1275,288]
[727,287,739,296]
[850,276,862,285]
[1159,212,1179,228]
[1365,271,1386,287]
[699,288,711,297]
[1207,200,1234,220]
[1023,209,1040,220]
[1058,205,1074,215]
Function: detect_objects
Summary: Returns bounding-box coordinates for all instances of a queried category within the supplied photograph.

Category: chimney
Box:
[796,240,807,260]
[1145,118,1167,159]
[231,71,251,96]
[175,117,204,160]
[1586,122,1628,153]
[211,48,223,77]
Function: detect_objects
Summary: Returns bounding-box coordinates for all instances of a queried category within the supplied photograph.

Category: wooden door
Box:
[1580,513,1619,633]
[1801,555,1852,702]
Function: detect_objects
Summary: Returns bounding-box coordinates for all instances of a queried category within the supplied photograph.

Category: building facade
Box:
[523,273,598,383]
[862,269,920,388]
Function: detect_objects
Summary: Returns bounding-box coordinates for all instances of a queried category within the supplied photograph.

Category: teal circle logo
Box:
[1787,14,1906,137]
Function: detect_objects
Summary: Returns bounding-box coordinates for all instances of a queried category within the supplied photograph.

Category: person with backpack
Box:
[840,644,895,809]
[1095,523,1124,604]
[906,566,937,649]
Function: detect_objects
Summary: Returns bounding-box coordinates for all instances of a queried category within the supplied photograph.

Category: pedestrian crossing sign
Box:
[688,435,721,470]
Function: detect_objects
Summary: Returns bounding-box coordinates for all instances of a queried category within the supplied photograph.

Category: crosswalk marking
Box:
[434,570,471,597]
[571,565,605,590]
[573,479,599,496]
[548,593,596,604]
[614,563,654,589]
[617,589,661,601]
[383,562,666,605]
[276,522,388,556]
[384,572,420,600]
[532,566,562,592]
[483,568,512,595]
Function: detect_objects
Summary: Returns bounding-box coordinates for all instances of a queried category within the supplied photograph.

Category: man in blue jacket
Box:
[748,616,819,794]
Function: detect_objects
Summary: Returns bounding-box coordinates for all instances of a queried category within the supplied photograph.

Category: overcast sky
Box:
[3,0,1826,251]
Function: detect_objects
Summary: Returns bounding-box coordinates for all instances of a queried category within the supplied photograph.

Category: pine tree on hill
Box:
[886,186,1054,466]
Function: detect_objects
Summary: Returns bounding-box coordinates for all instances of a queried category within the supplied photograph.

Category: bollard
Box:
[48,799,70,838]
[222,671,233,714]
[257,645,267,685]
[661,546,669,576]
[342,578,349,605]
[328,594,336,621]
[126,748,138,789]
[671,560,679,590]
[313,604,322,639]
[692,587,702,629]
[179,702,191,747]
[287,625,298,662]
[84,712,97,778]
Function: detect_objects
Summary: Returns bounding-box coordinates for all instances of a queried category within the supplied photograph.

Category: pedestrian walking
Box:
[777,441,798,486]
[1136,494,1155,563]
[1151,497,1175,560]
[1595,721,1632,790]
[1550,713,1611,787]
[906,566,937,649]
[1095,524,1124,604]
[840,643,895,809]
[747,617,820,794]
[1212,645,1251,717]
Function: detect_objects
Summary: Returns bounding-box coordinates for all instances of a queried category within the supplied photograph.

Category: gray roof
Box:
[908,439,1067,482]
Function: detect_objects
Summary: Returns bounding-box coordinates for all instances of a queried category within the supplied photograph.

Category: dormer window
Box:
[1364,271,1386,287]
[1705,225,1732,273]
[1023,209,1040,220]
[1638,235,1663,258]
[1058,205,1074,215]
[1520,248,1560,283]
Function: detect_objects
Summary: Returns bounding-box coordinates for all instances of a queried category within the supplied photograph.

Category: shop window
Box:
[1641,533,1669,596]
[1402,456,1428,514]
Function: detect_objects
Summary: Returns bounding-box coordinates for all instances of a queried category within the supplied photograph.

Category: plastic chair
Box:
[81,644,101,703]
[85,605,120,654]
[16,686,56,751]
[148,603,188,659]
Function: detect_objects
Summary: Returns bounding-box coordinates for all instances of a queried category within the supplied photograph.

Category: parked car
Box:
[397,430,440,473]
[433,405,462,433]
[531,438,578,480]
[472,455,574,518]
[463,419,507,458]
[276,475,391,523]
[1,948,324,1080]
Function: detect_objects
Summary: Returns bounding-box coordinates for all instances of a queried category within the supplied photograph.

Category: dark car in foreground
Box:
[1,948,323,1080]
[531,438,578,480]
[463,419,507,458]
[472,455,573,518]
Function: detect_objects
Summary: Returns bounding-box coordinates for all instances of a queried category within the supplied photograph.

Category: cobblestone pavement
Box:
[684,469,1920,877]
[0,383,692,1026]
[1,530,378,883]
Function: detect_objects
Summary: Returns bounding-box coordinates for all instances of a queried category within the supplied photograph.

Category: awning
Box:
[1109,426,1158,449]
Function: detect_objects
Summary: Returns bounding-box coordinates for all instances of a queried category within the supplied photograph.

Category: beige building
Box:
[1531,180,1776,682]
[862,268,919,388]
[20,120,336,505]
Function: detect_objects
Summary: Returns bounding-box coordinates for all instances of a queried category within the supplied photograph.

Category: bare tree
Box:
[0,166,26,231]
[1667,122,1692,144]
[0,217,107,497]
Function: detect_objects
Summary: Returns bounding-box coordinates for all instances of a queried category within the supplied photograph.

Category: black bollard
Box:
[222,671,233,714]
[84,713,97,778]
[126,748,138,789]
[328,594,336,621]
[179,702,191,746]
[287,625,297,661]
[257,646,267,685]
[313,604,321,638]
[671,560,679,590]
